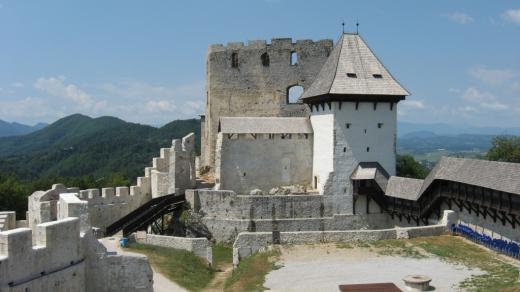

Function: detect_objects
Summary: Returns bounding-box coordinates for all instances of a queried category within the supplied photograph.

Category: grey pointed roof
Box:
[301,33,409,101]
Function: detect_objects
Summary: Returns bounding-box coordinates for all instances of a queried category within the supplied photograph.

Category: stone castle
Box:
[1,33,519,291]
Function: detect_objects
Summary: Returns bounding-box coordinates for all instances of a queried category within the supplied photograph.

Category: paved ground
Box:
[100,237,187,292]
[264,244,483,292]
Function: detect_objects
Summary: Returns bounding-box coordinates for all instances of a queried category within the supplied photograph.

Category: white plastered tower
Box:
[301,33,410,213]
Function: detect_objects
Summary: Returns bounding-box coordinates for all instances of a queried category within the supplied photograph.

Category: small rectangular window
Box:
[346,123,351,129]
[378,123,383,128]
[347,73,357,78]
[373,74,383,78]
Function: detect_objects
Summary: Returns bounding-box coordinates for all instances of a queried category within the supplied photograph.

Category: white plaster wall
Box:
[217,133,313,194]
[334,101,396,176]
[310,108,334,193]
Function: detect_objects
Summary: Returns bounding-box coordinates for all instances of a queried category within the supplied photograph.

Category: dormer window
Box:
[347,73,357,78]
[373,74,383,79]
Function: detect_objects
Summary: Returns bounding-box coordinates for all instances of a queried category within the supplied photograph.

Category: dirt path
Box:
[201,263,233,292]
[100,237,187,292]
[264,244,483,292]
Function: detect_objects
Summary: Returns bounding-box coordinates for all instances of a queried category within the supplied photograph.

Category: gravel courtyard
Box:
[264,243,484,292]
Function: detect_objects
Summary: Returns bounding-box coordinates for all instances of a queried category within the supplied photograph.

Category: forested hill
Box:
[0,114,200,181]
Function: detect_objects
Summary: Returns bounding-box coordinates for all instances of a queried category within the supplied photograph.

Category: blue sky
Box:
[0,1,519,127]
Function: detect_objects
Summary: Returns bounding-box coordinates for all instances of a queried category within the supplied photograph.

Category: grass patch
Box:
[410,236,520,292]
[126,242,213,291]
[335,242,354,249]
[224,248,281,292]
[212,243,233,269]
[370,239,425,259]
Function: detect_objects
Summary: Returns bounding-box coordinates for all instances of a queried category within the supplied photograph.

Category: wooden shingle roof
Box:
[219,117,313,134]
[383,157,520,201]
[301,33,409,102]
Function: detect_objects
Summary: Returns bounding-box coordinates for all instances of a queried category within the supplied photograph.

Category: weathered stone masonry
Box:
[202,38,334,167]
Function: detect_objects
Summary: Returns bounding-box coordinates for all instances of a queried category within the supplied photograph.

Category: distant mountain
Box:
[398,133,494,154]
[0,120,48,138]
[0,114,200,181]
[398,121,520,137]
[400,130,438,139]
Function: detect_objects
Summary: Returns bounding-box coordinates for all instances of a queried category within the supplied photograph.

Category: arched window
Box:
[290,51,298,65]
[287,85,304,104]
[261,52,270,67]
[231,52,238,68]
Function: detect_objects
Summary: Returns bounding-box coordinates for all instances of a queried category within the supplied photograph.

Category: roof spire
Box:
[356,20,359,34]
[342,21,345,34]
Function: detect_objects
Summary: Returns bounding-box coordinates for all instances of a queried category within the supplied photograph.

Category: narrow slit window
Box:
[261,52,270,67]
[231,52,238,68]
[346,123,351,129]
[373,74,383,79]
[378,123,383,128]
[366,147,370,152]
[347,73,357,78]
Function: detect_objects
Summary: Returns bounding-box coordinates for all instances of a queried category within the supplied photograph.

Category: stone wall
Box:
[215,132,313,194]
[203,38,334,167]
[0,211,16,231]
[0,218,86,291]
[232,210,456,266]
[186,189,393,242]
[27,133,196,233]
[134,232,212,265]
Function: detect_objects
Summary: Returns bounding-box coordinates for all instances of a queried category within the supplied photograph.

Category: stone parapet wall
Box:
[188,189,344,220]
[134,232,212,265]
[232,211,456,265]
[27,133,196,233]
[232,210,456,266]
[200,213,392,243]
[0,218,86,291]
[0,211,16,231]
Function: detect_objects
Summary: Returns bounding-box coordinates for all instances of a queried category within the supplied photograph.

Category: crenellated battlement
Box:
[26,133,195,234]
[0,218,84,288]
[208,38,333,53]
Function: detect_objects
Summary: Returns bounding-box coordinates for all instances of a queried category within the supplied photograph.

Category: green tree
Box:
[396,154,429,179]
[0,174,29,219]
[485,136,520,163]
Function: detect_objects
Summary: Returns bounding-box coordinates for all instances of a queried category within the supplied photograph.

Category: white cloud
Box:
[400,100,425,109]
[11,82,24,88]
[444,12,474,24]
[462,87,508,110]
[469,67,515,86]
[0,96,54,121]
[502,9,520,24]
[146,100,177,113]
[34,76,93,106]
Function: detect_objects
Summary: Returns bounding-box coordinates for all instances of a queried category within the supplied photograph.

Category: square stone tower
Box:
[202,38,334,167]
[301,33,409,213]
